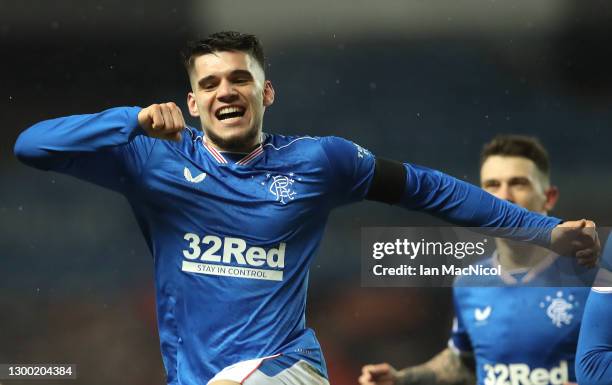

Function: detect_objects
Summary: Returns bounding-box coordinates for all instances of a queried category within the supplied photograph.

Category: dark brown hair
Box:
[481,135,550,177]
[182,31,265,73]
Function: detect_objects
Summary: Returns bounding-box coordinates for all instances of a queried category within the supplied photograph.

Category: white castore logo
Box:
[184,167,207,183]
[474,306,492,322]
[540,291,577,328]
[269,174,297,204]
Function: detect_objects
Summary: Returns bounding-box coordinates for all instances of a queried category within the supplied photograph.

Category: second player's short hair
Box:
[480,135,550,177]
[182,31,265,74]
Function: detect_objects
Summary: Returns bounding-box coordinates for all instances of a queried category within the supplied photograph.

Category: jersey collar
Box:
[202,134,266,166]
[492,250,558,285]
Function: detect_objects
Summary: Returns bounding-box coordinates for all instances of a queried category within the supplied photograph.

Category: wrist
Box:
[128,107,147,139]
[396,367,436,385]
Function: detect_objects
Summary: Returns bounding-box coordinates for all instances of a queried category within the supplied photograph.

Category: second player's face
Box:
[480,155,555,214]
[187,50,274,151]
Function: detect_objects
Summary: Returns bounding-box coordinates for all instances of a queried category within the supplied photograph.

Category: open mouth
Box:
[215,106,246,121]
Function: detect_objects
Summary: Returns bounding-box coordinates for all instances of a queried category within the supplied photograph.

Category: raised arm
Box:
[14,103,184,193]
[15,107,141,169]
[359,348,475,385]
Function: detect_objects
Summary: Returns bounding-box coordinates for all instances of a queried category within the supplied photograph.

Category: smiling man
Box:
[184,39,274,152]
[14,32,600,385]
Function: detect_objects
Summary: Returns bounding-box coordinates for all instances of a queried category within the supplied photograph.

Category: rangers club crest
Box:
[539,291,578,328]
[266,173,298,204]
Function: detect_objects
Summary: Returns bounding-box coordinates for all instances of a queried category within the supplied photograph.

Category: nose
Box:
[495,183,515,203]
[217,79,238,102]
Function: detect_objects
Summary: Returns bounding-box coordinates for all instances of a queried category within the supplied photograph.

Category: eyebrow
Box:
[230,69,254,79]
[197,70,254,88]
[481,179,499,185]
[481,176,532,184]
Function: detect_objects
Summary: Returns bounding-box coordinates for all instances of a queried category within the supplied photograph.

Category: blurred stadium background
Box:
[1,1,611,384]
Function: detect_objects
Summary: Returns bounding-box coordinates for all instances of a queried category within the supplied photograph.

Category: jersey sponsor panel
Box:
[483,361,568,385]
[182,233,286,281]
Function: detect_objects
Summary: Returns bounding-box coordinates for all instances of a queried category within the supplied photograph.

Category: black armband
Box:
[365,157,406,204]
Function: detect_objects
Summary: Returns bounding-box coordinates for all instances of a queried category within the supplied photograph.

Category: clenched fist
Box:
[359,363,399,385]
[138,102,185,141]
[551,219,600,267]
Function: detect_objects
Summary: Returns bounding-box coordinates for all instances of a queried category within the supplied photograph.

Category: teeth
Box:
[216,106,245,121]
[217,106,244,116]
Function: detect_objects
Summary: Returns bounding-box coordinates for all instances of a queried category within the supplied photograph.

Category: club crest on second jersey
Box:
[539,291,578,328]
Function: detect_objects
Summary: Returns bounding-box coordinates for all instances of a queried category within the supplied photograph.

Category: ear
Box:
[543,185,559,211]
[263,80,275,107]
[187,92,200,117]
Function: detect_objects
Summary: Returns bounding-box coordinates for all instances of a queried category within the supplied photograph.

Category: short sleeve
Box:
[319,136,376,206]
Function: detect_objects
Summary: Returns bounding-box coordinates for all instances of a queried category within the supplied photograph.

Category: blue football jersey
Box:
[14,107,376,384]
[452,254,595,385]
[14,106,563,385]
[576,236,612,385]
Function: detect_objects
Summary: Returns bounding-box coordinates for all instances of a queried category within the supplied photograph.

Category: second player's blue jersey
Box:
[452,254,595,385]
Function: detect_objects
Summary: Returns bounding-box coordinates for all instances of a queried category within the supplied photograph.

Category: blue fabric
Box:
[576,288,612,385]
[576,235,612,385]
[400,164,562,247]
[452,256,594,385]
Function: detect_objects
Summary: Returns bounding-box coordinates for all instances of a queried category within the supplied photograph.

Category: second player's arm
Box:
[360,348,475,385]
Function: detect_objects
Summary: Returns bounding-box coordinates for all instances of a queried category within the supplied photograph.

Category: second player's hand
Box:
[359,363,399,385]
[550,219,600,267]
[138,102,185,141]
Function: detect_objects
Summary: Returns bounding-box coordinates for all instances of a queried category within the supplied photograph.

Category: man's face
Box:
[187,50,274,151]
[480,155,557,214]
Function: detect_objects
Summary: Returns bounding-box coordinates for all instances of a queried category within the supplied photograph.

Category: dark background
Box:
[1,1,611,384]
